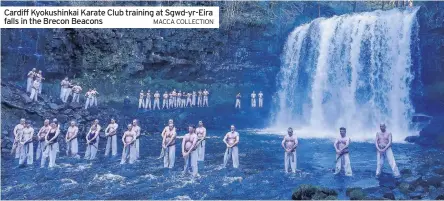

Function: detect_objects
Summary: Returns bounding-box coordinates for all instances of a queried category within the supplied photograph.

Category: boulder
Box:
[349,188,367,200]
[398,182,411,194]
[383,192,395,200]
[292,184,337,200]
[436,194,444,200]
[400,168,412,176]
[69,102,83,109]
[405,136,419,143]
[408,192,423,199]
[49,103,64,110]
[434,168,444,176]
[63,109,73,114]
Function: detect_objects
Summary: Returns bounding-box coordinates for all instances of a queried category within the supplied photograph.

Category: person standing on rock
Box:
[162,123,176,169]
[19,120,34,167]
[176,91,182,108]
[71,83,82,103]
[197,90,203,107]
[172,89,177,108]
[145,90,152,110]
[375,123,400,178]
[121,124,137,164]
[26,68,37,93]
[223,125,240,168]
[186,92,192,107]
[169,91,174,109]
[41,122,60,168]
[29,79,40,102]
[12,118,26,159]
[162,91,169,109]
[196,121,207,162]
[192,91,197,107]
[203,89,209,107]
[104,118,119,157]
[282,127,298,173]
[60,77,70,103]
[65,121,80,158]
[90,88,99,107]
[131,119,141,159]
[138,90,145,109]
[258,91,264,108]
[84,89,92,109]
[235,93,241,109]
[334,127,352,176]
[84,121,100,160]
[182,92,187,108]
[153,91,161,110]
[36,119,50,160]
[251,91,257,108]
[182,125,199,176]
[36,70,44,94]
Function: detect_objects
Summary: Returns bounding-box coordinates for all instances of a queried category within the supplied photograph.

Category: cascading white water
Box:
[273,8,420,142]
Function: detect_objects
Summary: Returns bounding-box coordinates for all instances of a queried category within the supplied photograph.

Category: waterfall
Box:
[273,8,420,141]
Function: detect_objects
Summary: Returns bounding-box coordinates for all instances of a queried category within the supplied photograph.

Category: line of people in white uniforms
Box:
[138,89,210,110]
[281,124,400,177]
[235,91,264,109]
[11,117,400,178]
[25,73,101,110]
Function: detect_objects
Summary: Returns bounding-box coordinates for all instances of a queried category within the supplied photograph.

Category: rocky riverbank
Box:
[292,150,444,200]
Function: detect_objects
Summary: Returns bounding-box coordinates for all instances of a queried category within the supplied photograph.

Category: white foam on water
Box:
[222,176,243,186]
[91,173,125,184]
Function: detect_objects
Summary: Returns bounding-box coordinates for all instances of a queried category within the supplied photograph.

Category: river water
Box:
[1,130,424,200]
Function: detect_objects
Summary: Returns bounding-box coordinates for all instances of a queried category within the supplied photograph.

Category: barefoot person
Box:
[29,80,40,102]
[196,121,207,162]
[36,70,44,94]
[182,125,199,176]
[138,90,145,109]
[334,127,352,176]
[132,120,141,159]
[169,91,174,108]
[71,83,82,103]
[177,91,182,108]
[186,92,192,107]
[19,121,34,166]
[235,93,241,109]
[26,68,36,93]
[104,118,119,157]
[282,127,298,173]
[162,123,176,168]
[258,91,264,108]
[192,91,197,107]
[65,121,80,158]
[203,89,209,107]
[60,77,71,103]
[197,90,203,107]
[36,119,50,160]
[172,89,177,108]
[251,91,257,108]
[84,89,93,109]
[159,119,176,158]
[223,125,240,168]
[84,120,101,160]
[153,91,161,110]
[41,122,60,168]
[90,88,99,107]
[375,123,400,177]
[121,124,137,164]
[145,90,152,110]
[162,91,169,109]
[12,119,26,159]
